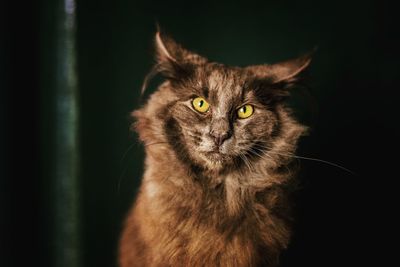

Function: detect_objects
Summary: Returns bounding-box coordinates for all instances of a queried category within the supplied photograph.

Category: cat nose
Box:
[210,130,231,147]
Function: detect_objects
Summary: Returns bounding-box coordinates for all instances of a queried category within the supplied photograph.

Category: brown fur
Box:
[119,31,311,267]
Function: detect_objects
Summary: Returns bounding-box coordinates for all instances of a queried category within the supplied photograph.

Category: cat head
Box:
[134,32,311,174]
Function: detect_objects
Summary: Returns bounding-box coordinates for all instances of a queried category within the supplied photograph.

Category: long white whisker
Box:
[144,141,170,147]
[119,142,137,163]
[288,155,356,175]
[239,153,253,173]
[252,143,356,175]
[249,147,273,160]
[117,165,130,195]
[249,147,291,174]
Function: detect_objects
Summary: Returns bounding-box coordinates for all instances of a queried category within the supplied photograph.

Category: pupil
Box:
[199,100,204,107]
[243,106,246,113]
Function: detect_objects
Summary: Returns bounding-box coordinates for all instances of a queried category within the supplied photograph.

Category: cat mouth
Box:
[205,150,228,161]
[210,146,221,153]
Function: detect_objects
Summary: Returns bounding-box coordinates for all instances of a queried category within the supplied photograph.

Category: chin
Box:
[198,151,233,171]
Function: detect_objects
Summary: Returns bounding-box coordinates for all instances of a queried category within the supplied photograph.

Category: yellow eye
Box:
[192,97,210,113]
[237,104,254,119]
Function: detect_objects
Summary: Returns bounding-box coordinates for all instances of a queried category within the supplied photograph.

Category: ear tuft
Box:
[141,30,207,94]
[154,30,207,67]
[245,49,315,103]
[246,49,314,88]
[269,50,314,83]
[155,31,174,62]
[155,31,180,64]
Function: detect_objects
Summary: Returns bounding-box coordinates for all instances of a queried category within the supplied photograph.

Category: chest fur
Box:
[136,174,287,267]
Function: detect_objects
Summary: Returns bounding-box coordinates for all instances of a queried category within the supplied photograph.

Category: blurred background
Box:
[2,0,399,266]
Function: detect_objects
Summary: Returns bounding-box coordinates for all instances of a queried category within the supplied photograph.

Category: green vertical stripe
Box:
[54,0,80,266]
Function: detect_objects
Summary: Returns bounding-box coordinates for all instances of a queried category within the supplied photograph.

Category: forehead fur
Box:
[205,65,244,100]
[177,63,274,109]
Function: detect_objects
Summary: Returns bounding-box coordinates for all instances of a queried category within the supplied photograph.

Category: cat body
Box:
[119,32,310,267]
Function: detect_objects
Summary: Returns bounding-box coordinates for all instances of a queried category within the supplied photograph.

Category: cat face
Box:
[137,32,310,172]
[164,66,280,170]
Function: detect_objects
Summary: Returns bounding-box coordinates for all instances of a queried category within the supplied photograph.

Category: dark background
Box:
[2,0,399,266]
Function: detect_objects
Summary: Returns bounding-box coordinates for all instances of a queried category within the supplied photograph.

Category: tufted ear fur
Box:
[247,52,312,85]
[245,52,313,104]
[141,31,207,93]
[155,31,207,68]
[268,52,312,84]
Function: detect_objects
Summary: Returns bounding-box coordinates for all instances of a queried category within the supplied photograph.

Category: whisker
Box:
[117,164,130,195]
[144,141,170,147]
[286,155,356,175]
[251,142,356,175]
[249,147,290,174]
[239,152,254,173]
[249,147,273,160]
[120,142,137,163]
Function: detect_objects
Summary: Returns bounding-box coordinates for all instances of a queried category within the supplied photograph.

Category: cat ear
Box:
[154,31,207,79]
[141,32,207,94]
[246,52,313,104]
[267,52,312,84]
[248,51,313,85]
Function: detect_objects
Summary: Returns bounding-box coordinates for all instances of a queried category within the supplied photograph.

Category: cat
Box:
[119,31,311,267]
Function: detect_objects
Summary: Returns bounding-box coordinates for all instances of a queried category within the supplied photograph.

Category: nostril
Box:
[210,118,232,147]
[213,132,231,147]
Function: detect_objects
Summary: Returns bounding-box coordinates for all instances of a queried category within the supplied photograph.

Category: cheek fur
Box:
[230,111,278,151]
[170,103,213,151]
[247,111,277,139]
